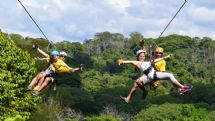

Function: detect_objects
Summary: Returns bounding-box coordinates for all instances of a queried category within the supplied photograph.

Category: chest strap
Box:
[143,67,152,75]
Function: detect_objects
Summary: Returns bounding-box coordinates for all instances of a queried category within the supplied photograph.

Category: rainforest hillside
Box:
[1,31,215,120]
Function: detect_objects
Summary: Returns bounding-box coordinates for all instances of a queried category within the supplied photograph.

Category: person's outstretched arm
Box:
[118,59,142,68]
[154,54,173,63]
[35,57,49,61]
[66,63,82,72]
[56,60,82,73]
[37,48,49,58]
[70,67,81,72]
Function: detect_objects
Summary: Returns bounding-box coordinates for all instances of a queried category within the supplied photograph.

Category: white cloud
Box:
[103,0,131,13]
[65,24,86,36]
[21,0,40,8]
[65,24,77,33]
[189,5,215,23]
[53,0,66,11]
[0,0,215,43]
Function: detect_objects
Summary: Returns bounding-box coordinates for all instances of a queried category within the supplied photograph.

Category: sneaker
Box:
[120,96,129,103]
[178,86,191,94]
[33,91,40,96]
[33,86,40,91]
[26,86,32,91]
[180,86,191,91]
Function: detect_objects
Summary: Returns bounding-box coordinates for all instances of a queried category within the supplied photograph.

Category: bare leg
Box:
[34,75,46,91]
[37,77,53,92]
[136,79,147,92]
[124,81,139,102]
[27,72,45,90]
[136,80,148,99]
[121,75,148,103]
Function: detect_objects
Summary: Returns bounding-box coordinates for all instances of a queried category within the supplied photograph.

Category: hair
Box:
[136,52,145,61]
[136,55,140,61]
[47,55,57,68]
[135,52,145,72]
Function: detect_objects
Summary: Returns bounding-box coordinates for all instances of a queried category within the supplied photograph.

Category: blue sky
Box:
[0,0,215,43]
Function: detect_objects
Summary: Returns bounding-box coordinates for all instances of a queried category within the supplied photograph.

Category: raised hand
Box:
[32,44,39,49]
[118,58,124,65]
[164,54,173,59]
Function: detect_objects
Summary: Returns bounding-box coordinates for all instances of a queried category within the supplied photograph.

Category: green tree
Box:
[83,114,123,121]
[0,33,39,120]
[133,103,210,121]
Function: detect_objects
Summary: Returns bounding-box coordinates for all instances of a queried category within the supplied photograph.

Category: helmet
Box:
[136,49,147,56]
[51,50,59,56]
[60,51,67,57]
[155,47,164,53]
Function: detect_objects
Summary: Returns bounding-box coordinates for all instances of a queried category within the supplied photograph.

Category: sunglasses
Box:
[156,52,163,54]
[59,55,67,58]
[52,55,59,57]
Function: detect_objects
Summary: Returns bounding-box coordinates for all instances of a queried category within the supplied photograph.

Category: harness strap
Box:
[143,66,158,82]
[143,67,157,78]
[143,67,152,75]
[149,71,158,93]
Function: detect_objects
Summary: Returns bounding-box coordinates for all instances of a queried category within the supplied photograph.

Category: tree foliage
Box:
[0,33,39,120]
[3,31,215,120]
[133,103,210,121]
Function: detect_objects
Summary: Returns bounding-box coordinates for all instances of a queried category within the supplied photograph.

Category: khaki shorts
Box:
[138,74,151,84]
[40,69,55,83]
[44,76,55,83]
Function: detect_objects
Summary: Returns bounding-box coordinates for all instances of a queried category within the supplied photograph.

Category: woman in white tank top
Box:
[119,49,191,103]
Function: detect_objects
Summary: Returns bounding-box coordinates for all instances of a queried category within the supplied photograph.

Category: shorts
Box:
[138,74,151,84]
[46,76,55,83]
[41,68,56,83]
[44,67,54,75]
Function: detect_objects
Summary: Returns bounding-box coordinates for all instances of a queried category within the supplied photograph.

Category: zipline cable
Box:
[18,0,54,51]
[149,0,187,60]
[158,0,187,38]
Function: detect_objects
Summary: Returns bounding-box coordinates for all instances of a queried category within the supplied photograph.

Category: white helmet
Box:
[60,51,67,57]
[136,49,146,56]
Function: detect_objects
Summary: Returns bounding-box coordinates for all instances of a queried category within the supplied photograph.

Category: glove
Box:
[164,54,173,59]
[32,44,39,50]
[139,39,145,47]
[118,58,124,65]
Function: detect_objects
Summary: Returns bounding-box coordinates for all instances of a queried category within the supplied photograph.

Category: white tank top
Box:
[140,62,155,80]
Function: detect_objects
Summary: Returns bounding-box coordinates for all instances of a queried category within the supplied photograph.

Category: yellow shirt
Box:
[53,59,70,74]
[154,60,166,72]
